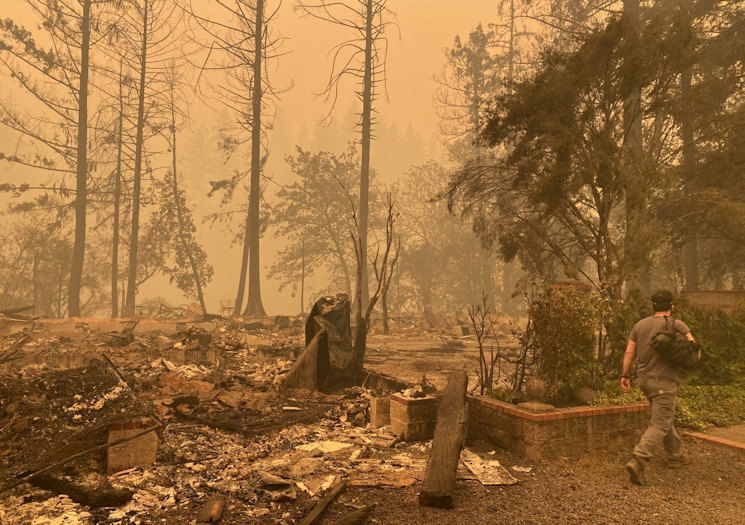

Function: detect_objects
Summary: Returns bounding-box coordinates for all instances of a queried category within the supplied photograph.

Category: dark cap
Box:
[651,289,673,311]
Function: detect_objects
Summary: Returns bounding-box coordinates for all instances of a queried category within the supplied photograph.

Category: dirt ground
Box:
[319,439,745,525]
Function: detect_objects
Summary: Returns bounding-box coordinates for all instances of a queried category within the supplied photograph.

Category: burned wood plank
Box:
[418,369,468,509]
[174,410,242,433]
[332,504,376,525]
[298,479,347,525]
[29,474,133,508]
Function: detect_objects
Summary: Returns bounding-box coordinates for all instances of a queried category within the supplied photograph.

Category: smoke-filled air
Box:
[0,1,743,523]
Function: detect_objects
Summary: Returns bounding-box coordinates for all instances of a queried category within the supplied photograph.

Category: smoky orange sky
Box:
[1,0,505,315]
[276,0,500,133]
[251,0,503,314]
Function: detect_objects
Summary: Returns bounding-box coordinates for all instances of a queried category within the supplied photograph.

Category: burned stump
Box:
[284,294,355,391]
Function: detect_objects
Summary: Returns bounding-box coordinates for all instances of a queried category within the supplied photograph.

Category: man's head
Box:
[651,289,674,313]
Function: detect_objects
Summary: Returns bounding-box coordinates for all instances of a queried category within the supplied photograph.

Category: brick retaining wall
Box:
[467,395,650,459]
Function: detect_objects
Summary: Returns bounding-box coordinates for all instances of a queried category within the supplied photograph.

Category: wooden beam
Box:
[418,369,468,509]
[29,474,132,507]
[299,479,347,525]
[332,504,376,525]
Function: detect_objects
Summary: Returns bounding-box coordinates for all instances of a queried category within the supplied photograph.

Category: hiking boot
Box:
[625,456,646,485]
[665,455,691,468]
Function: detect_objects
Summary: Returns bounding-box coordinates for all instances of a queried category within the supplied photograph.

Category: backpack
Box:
[649,317,701,371]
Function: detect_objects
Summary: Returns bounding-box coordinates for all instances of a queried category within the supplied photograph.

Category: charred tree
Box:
[243,0,266,317]
[296,0,397,322]
[377,235,399,335]
[118,0,181,316]
[67,0,92,318]
[124,0,150,317]
[111,61,128,318]
[188,0,286,317]
[0,1,101,317]
[351,195,398,374]
[358,0,374,318]
[679,7,699,290]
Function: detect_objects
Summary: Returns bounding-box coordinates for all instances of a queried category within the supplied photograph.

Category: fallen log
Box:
[29,474,133,508]
[418,369,468,509]
[332,504,376,525]
[298,479,347,525]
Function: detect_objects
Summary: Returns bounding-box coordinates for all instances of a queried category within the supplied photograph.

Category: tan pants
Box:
[633,376,682,461]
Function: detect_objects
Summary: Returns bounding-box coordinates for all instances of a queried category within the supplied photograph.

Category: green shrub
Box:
[591,379,646,406]
[675,301,745,385]
[676,384,745,430]
[487,386,523,404]
[525,287,596,404]
[596,291,648,376]
[593,380,745,431]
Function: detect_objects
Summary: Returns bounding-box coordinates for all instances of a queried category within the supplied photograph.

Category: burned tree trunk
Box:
[111,61,125,319]
[284,294,354,391]
[419,369,468,509]
[355,0,374,322]
[679,6,698,290]
[67,0,92,318]
[234,212,250,316]
[242,0,267,317]
[124,0,150,317]
[300,240,306,315]
[380,240,399,335]
[352,197,398,373]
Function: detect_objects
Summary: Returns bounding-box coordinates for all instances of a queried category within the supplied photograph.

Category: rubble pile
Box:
[0,317,451,524]
[0,308,528,524]
[0,359,156,482]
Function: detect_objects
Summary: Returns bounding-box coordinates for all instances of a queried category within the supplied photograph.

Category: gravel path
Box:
[320,438,745,525]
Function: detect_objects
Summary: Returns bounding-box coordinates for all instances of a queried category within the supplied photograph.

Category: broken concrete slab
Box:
[297,441,354,454]
[289,457,325,478]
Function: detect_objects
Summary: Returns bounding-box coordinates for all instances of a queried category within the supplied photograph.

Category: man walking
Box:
[620,289,699,485]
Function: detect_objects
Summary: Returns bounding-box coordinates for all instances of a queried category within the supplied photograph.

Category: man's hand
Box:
[621,376,632,392]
